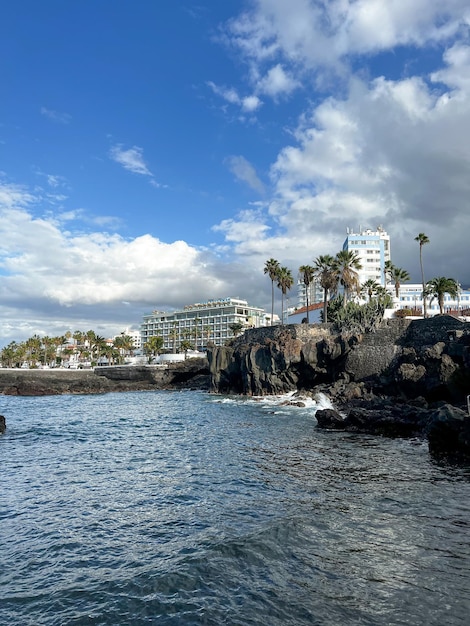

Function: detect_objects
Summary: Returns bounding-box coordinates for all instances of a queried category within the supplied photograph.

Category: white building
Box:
[117,328,142,352]
[388,283,470,318]
[344,226,391,286]
[141,297,269,352]
[296,277,323,310]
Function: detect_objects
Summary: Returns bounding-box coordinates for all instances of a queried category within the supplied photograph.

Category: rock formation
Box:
[207,316,470,459]
[0,358,210,396]
[207,316,470,405]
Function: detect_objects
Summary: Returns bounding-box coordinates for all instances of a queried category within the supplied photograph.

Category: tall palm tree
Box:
[333,250,362,306]
[264,258,280,325]
[390,266,410,298]
[383,260,394,286]
[193,317,201,352]
[276,266,294,324]
[169,323,179,353]
[425,277,459,314]
[299,264,315,323]
[415,233,430,317]
[314,254,337,324]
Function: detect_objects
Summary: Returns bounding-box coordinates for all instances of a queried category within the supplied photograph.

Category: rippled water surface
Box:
[1,390,469,625]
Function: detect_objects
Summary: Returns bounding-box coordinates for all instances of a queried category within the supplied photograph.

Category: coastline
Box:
[0,360,211,396]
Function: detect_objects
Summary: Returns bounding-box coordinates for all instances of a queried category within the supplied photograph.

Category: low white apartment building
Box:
[390,283,470,317]
[141,297,268,352]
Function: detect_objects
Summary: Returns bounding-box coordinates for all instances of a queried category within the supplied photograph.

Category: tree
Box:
[114,334,134,363]
[203,325,212,349]
[361,279,381,301]
[383,260,394,286]
[25,335,41,367]
[415,233,430,317]
[144,335,164,360]
[264,258,280,325]
[425,277,459,315]
[92,335,107,364]
[179,339,194,359]
[299,264,315,323]
[169,323,179,354]
[192,317,201,351]
[229,322,244,337]
[276,266,294,324]
[1,341,25,368]
[314,254,337,324]
[389,266,411,299]
[333,250,362,306]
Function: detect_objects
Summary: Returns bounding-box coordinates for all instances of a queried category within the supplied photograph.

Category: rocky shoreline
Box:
[1,317,470,460]
[0,359,210,396]
[206,315,470,460]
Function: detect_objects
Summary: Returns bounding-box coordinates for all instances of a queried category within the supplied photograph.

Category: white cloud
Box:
[40,107,72,124]
[226,155,265,194]
[109,144,153,177]
[207,81,262,113]
[0,190,256,344]
[257,63,300,97]
[225,0,469,69]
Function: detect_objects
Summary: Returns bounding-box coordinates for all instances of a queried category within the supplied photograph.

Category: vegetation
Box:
[144,335,164,359]
[333,250,362,306]
[298,264,315,323]
[1,330,137,369]
[229,322,245,337]
[326,296,386,333]
[389,265,411,298]
[276,266,294,324]
[361,279,381,301]
[264,258,280,326]
[314,254,337,324]
[415,232,430,317]
[425,277,459,314]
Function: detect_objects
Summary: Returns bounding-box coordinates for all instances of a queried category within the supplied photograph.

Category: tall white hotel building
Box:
[343,226,391,287]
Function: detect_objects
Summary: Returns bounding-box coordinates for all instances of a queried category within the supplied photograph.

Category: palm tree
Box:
[361,279,381,301]
[383,260,394,286]
[425,277,459,314]
[179,339,194,359]
[169,323,179,354]
[92,335,107,365]
[229,322,244,337]
[203,325,212,349]
[415,233,430,317]
[114,334,134,363]
[299,264,315,323]
[25,335,41,367]
[144,335,164,360]
[314,254,337,324]
[390,266,411,299]
[264,258,280,325]
[333,250,362,306]
[192,317,201,352]
[276,266,294,324]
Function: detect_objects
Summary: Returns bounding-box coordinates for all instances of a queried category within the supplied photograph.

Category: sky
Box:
[1,0,470,346]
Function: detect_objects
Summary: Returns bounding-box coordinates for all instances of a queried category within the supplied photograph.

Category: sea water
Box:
[1,390,469,626]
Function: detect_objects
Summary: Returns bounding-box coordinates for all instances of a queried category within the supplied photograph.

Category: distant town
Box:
[2,227,469,369]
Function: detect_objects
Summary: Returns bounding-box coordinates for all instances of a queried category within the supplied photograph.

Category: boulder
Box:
[426,404,470,459]
[0,415,5,434]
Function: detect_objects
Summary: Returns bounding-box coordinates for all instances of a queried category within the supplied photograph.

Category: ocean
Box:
[1,390,469,625]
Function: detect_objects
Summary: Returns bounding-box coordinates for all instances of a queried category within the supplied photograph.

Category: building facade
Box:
[343,226,391,286]
[388,283,470,318]
[296,277,323,310]
[141,297,268,352]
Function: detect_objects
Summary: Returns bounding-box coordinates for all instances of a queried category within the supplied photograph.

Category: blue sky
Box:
[1,0,469,345]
